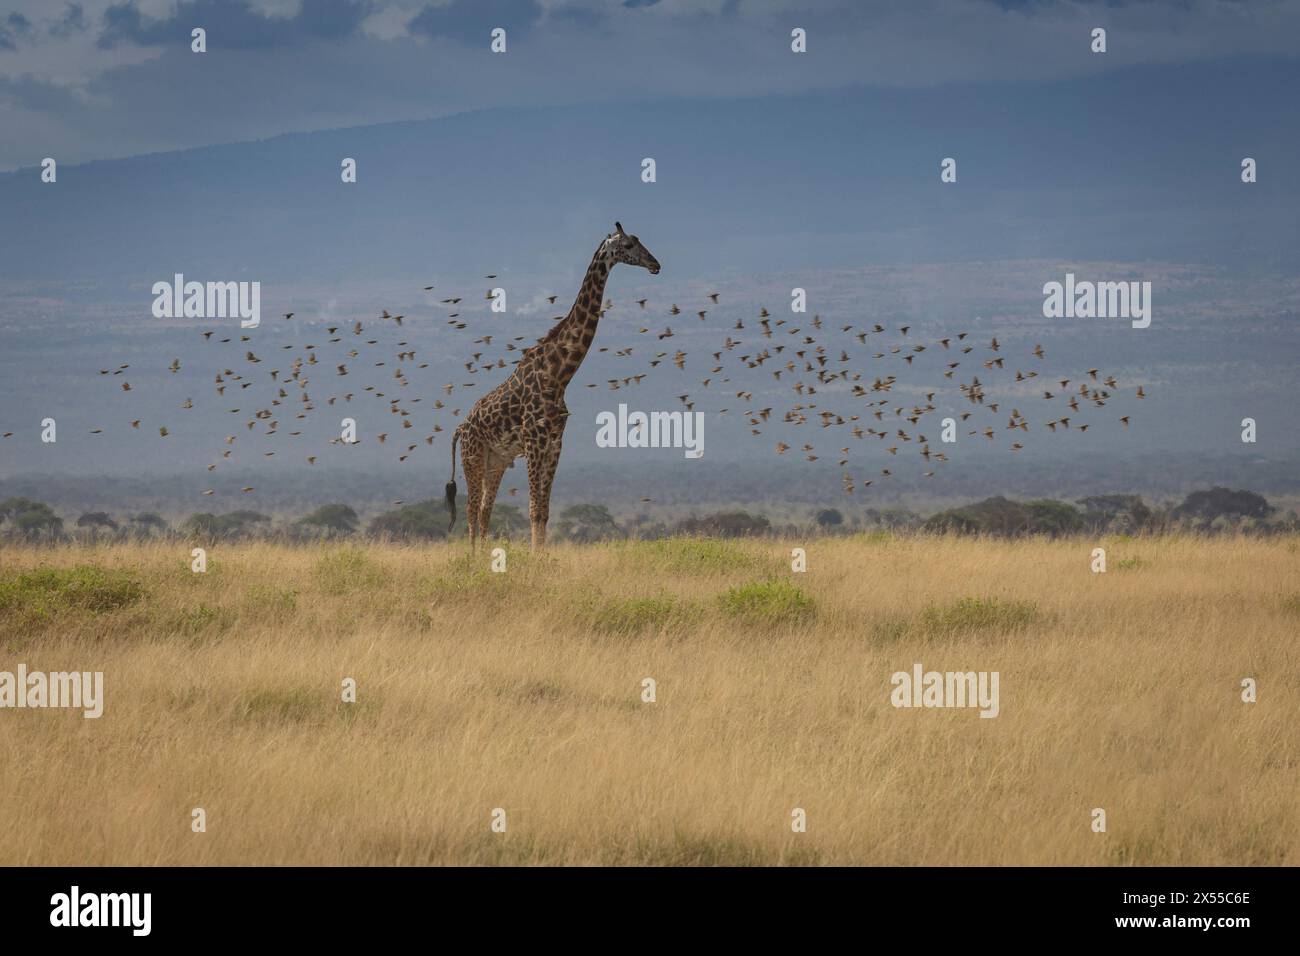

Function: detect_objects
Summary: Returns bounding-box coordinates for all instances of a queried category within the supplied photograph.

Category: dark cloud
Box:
[0,72,90,113]
[2,0,1298,172]
[97,0,373,50]
[49,3,88,39]
[0,10,32,49]
[408,0,542,44]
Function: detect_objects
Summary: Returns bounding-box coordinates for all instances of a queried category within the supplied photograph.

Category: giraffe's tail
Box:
[445,428,459,533]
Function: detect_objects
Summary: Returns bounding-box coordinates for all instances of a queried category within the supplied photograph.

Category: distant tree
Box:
[675,511,771,538]
[924,497,1081,537]
[815,508,844,529]
[628,513,671,540]
[1024,499,1083,537]
[182,513,220,537]
[488,503,529,539]
[76,512,118,530]
[1077,495,1153,533]
[0,497,63,539]
[131,513,169,535]
[367,500,447,540]
[0,497,38,524]
[922,510,981,535]
[556,503,623,543]
[1173,487,1273,523]
[925,497,1023,536]
[220,511,270,536]
[862,507,923,531]
[299,503,359,535]
[968,496,1032,536]
[182,510,270,540]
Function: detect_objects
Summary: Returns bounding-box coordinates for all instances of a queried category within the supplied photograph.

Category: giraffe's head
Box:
[604,222,660,275]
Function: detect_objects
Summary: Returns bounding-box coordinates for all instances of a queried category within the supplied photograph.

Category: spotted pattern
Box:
[451,225,660,549]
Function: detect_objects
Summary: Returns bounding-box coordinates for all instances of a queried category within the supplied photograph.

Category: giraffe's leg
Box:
[461,440,485,549]
[525,438,562,550]
[478,455,509,542]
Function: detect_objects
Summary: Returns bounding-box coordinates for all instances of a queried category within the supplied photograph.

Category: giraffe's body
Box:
[447,223,660,549]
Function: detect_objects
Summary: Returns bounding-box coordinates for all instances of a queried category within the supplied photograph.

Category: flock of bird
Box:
[50,276,1145,502]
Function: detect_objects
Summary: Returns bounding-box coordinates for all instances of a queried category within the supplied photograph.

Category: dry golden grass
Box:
[0,533,1296,866]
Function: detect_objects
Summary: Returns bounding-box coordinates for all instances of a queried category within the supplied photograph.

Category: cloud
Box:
[0,11,34,50]
[408,0,542,43]
[48,4,90,39]
[96,0,372,49]
[1,0,1297,169]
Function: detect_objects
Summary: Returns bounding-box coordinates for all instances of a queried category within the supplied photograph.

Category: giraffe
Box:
[446,222,660,549]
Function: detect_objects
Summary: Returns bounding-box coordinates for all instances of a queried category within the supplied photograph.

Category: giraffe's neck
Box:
[547,248,612,391]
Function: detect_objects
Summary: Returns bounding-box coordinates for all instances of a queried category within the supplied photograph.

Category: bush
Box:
[719,580,815,626]
[168,603,234,637]
[315,548,387,593]
[235,688,326,725]
[918,596,1040,636]
[623,538,757,573]
[0,566,145,619]
[581,595,701,635]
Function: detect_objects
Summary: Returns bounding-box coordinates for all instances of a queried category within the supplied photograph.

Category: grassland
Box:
[0,534,1296,865]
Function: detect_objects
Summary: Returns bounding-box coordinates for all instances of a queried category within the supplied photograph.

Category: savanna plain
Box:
[1,534,1295,866]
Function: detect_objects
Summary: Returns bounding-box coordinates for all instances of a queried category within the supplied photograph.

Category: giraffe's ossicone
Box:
[446,222,661,550]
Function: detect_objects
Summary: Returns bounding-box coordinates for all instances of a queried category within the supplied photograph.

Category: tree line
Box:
[1,487,1294,544]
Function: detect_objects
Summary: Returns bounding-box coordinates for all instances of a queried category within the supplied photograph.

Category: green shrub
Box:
[624,538,757,573]
[871,615,911,644]
[582,595,701,635]
[919,596,1040,636]
[315,548,387,593]
[424,553,508,601]
[719,579,815,626]
[0,566,145,618]
[243,584,299,619]
[170,603,235,636]
[236,688,325,724]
